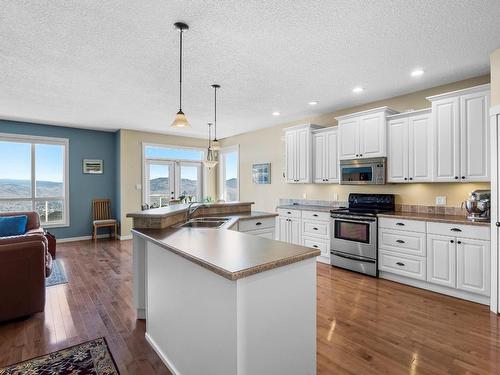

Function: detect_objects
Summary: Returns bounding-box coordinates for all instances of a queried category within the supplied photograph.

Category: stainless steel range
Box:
[330,193,395,277]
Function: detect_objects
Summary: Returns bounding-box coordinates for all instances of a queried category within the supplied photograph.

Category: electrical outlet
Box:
[302,192,307,199]
[436,196,447,205]
[135,184,142,190]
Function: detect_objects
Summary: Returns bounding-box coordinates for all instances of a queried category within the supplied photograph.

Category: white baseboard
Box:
[316,255,331,264]
[145,332,180,375]
[57,234,110,243]
[118,234,133,240]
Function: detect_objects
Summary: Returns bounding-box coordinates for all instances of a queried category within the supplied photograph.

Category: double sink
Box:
[176,217,231,229]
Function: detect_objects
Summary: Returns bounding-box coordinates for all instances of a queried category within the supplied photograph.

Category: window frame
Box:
[142,142,207,205]
[218,145,240,202]
[0,132,70,228]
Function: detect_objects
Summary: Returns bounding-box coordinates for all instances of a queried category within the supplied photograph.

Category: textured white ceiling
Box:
[1,1,500,138]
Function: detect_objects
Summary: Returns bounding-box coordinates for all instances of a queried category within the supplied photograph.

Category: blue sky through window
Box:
[0,141,31,180]
[225,152,238,180]
[145,146,203,161]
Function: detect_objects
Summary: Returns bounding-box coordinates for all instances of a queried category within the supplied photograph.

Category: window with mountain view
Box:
[219,146,239,202]
[0,134,68,227]
[143,145,204,207]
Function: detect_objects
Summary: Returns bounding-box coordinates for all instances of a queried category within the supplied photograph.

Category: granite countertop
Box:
[276,204,340,213]
[230,210,278,220]
[127,201,255,218]
[132,227,319,280]
[377,212,490,226]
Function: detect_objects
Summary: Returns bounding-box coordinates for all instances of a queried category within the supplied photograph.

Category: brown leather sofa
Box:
[0,211,53,322]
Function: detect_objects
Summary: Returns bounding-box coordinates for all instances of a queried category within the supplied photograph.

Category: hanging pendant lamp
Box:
[210,84,221,151]
[203,123,218,169]
[171,22,191,128]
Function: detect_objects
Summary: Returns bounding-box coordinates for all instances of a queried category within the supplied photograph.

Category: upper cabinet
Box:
[284,124,323,183]
[313,128,339,183]
[387,109,432,183]
[427,84,491,182]
[336,107,398,160]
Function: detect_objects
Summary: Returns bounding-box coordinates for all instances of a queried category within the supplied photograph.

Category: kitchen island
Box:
[127,202,319,375]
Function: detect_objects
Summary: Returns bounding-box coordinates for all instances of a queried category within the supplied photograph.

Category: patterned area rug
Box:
[0,337,120,374]
[46,259,68,287]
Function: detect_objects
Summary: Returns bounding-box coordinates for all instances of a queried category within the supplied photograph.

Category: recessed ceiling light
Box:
[308,101,319,106]
[352,87,364,93]
[411,69,424,77]
[272,111,280,116]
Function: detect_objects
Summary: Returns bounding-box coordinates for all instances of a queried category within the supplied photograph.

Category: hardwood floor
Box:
[0,239,499,374]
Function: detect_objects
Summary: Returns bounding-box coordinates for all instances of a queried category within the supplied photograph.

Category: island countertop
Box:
[127,201,255,218]
[132,226,320,280]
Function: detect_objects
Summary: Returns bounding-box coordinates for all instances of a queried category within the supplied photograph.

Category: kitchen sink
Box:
[176,217,230,228]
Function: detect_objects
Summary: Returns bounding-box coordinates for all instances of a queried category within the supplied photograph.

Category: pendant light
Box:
[210,84,221,151]
[171,22,191,128]
[203,123,218,169]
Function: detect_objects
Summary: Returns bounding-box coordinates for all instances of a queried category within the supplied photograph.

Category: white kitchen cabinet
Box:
[456,238,490,296]
[387,109,432,183]
[276,216,301,245]
[427,234,456,288]
[490,106,500,312]
[313,128,339,183]
[427,84,490,182]
[336,107,398,160]
[284,124,323,183]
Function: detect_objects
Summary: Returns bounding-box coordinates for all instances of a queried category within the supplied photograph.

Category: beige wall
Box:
[492,48,500,107]
[119,129,216,236]
[220,75,491,213]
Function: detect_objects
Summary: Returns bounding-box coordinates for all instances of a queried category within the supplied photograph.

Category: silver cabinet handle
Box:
[396,262,405,266]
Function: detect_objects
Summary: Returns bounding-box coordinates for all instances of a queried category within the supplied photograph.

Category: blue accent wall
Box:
[0,119,117,239]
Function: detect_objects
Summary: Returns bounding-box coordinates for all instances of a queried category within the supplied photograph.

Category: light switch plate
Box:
[302,192,307,199]
[135,184,142,190]
[435,196,447,205]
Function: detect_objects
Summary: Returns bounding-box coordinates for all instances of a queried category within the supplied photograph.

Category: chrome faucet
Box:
[187,202,204,220]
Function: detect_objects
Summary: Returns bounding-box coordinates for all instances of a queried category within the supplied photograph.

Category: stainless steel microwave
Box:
[340,157,386,185]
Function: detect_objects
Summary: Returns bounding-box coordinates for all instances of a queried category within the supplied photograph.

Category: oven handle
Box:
[330,251,376,263]
[331,217,376,224]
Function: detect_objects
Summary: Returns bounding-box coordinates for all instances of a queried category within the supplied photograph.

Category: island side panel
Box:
[132,234,147,319]
[146,242,238,375]
[236,257,317,375]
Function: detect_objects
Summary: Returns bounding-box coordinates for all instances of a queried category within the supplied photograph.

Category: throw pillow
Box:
[0,215,28,237]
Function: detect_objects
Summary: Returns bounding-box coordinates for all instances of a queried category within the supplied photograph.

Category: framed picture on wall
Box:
[252,163,271,184]
[83,159,103,174]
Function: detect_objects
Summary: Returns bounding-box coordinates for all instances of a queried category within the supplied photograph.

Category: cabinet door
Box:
[313,133,326,183]
[456,238,490,296]
[277,217,289,242]
[359,113,386,158]
[432,98,460,182]
[339,119,359,159]
[289,218,301,245]
[296,128,310,183]
[408,113,432,182]
[387,118,408,183]
[285,131,297,183]
[325,130,339,183]
[427,234,456,288]
[460,91,490,182]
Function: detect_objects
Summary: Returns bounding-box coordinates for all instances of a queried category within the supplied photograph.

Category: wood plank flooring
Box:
[0,239,499,374]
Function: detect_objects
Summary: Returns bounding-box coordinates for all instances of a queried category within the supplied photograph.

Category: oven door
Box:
[331,217,377,259]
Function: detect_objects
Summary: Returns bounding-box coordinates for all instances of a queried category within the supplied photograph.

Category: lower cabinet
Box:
[238,217,276,239]
[276,217,301,245]
[378,217,491,304]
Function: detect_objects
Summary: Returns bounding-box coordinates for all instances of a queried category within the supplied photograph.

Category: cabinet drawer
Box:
[277,208,301,218]
[378,251,426,280]
[302,210,331,222]
[245,227,275,239]
[238,217,276,232]
[378,229,426,257]
[427,222,490,240]
[302,236,329,256]
[302,220,330,238]
[379,217,426,232]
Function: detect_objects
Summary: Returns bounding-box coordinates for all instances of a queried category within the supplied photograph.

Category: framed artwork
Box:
[252,163,271,184]
[83,159,104,174]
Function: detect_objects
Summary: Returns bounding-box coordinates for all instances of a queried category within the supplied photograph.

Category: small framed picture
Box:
[252,163,271,184]
[83,159,104,174]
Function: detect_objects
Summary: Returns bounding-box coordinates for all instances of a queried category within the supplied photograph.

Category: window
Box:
[219,145,239,202]
[143,144,204,207]
[0,133,69,227]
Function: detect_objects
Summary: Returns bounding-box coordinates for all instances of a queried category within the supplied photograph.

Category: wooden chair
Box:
[92,199,117,240]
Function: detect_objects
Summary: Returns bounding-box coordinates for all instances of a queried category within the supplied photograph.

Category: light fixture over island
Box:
[127,202,319,375]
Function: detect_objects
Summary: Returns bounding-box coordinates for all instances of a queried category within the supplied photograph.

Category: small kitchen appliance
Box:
[330,193,395,277]
[339,157,386,185]
[464,190,490,221]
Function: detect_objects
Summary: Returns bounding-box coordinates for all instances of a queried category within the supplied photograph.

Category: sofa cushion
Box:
[0,215,28,237]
